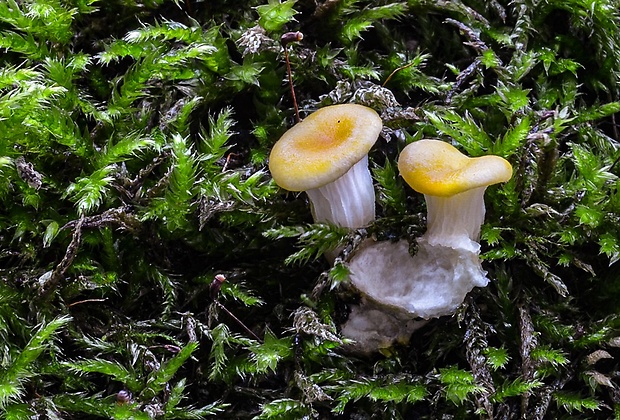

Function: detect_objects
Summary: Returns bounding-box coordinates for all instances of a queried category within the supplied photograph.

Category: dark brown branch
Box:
[42,215,85,294]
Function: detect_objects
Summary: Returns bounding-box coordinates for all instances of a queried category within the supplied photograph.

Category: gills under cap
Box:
[269,104,382,192]
[397,139,513,197]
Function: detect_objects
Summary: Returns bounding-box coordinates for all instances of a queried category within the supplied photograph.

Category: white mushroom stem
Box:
[341,186,492,352]
[423,186,486,253]
[305,156,375,228]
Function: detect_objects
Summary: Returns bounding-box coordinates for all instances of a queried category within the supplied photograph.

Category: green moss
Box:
[1,0,620,418]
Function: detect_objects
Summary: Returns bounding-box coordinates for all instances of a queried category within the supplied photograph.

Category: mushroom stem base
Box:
[341,238,489,351]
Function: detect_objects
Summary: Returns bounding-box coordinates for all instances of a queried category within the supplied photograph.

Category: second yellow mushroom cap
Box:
[397,139,513,197]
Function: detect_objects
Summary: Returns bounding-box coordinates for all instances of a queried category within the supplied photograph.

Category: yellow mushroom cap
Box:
[397,139,513,197]
[269,104,382,191]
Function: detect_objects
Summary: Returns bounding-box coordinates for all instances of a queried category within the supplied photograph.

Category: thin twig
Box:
[213,300,262,342]
[67,298,107,307]
[284,45,300,123]
[43,215,85,294]
[281,32,303,123]
[444,18,501,104]
[60,206,139,233]
[463,298,495,419]
[446,57,482,104]
[210,274,262,343]
[445,18,489,54]
[519,305,537,417]
[382,61,417,87]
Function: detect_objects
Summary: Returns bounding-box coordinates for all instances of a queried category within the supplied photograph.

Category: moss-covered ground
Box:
[2,0,620,418]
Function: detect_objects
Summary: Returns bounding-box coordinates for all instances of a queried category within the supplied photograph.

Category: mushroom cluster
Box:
[269,105,513,352]
[341,139,512,351]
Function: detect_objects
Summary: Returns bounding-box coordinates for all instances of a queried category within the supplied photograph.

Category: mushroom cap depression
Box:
[269,104,382,192]
[397,139,513,197]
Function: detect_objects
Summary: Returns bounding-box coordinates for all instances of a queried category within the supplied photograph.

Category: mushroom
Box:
[398,139,513,252]
[269,104,382,254]
[341,139,512,351]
